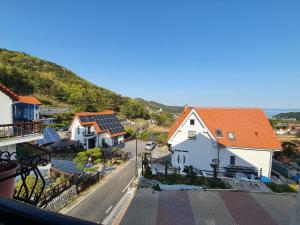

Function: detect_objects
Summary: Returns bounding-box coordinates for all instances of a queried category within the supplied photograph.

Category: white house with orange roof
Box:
[69,111,126,150]
[167,106,282,178]
[0,83,43,153]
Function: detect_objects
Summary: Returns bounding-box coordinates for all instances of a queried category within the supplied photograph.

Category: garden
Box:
[73,147,129,172]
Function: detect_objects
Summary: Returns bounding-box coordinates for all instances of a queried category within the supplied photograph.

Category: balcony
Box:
[83,131,95,137]
[0,122,43,147]
[0,143,51,205]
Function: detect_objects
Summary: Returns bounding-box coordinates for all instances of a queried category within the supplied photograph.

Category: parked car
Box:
[144,141,156,151]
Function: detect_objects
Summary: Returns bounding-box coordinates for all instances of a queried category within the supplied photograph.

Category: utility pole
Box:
[135,120,138,178]
[135,132,138,178]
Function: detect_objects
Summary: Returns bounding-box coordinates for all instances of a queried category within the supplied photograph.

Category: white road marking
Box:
[105,205,113,214]
[122,178,134,193]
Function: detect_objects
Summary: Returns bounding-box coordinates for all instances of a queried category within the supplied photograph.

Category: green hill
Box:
[0,48,152,118]
[135,98,183,114]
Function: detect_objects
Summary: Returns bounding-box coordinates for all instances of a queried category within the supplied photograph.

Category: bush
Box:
[73,147,103,169]
[112,147,120,152]
[153,184,161,191]
[207,178,230,189]
[267,182,297,193]
[183,165,197,181]
[144,166,152,179]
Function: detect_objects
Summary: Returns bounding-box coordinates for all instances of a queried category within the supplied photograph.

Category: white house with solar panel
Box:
[69,111,126,150]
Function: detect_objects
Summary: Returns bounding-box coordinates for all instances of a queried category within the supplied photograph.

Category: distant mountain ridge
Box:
[135,98,183,114]
[0,48,179,116]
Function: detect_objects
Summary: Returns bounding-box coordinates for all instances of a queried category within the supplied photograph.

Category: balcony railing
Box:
[0,143,51,205]
[0,122,43,139]
[83,131,95,137]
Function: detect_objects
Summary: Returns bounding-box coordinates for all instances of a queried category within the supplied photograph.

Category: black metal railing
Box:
[0,196,98,225]
[82,131,95,137]
[0,122,43,139]
[0,144,51,205]
[39,175,73,207]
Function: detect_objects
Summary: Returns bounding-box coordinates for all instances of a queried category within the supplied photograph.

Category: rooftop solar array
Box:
[79,114,124,135]
[36,128,61,145]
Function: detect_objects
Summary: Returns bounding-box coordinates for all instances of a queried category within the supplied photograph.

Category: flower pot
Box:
[0,161,19,198]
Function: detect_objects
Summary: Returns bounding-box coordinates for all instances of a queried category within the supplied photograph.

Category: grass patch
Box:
[266,182,297,193]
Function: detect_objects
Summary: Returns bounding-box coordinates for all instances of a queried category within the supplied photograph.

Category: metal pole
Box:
[135,131,138,178]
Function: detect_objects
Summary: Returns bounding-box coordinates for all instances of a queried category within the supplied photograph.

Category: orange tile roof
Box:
[18,96,42,105]
[168,107,282,150]
[167,107,192,140]
[0,82,42,105]
[0,83,19,101]
[75,111,126,137]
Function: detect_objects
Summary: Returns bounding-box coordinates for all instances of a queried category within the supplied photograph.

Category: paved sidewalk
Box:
[121,189,297,225]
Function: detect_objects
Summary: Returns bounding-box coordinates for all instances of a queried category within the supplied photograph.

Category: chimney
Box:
[184,104,189,112]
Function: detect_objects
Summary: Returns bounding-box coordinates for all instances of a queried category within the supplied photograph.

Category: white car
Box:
[144,141,156,151]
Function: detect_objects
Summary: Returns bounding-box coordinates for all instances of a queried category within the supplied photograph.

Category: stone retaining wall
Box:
[44,185,77,212]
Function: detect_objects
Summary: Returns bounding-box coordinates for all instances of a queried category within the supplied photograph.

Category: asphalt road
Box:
[65,140,149,223]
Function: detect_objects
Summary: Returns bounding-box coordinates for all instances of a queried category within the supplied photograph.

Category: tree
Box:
[15,175,44,198]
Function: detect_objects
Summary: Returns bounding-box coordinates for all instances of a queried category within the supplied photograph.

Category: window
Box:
[230,155,236,165]
[77,127,80,134]
[190,119,195,125]
[228,132,235,140]
[188,130,196,139]
[215,129,223,137]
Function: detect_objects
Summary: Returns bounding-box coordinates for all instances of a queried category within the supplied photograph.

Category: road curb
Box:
[59,160,131,214]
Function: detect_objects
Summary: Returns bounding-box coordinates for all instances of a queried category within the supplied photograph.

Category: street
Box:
[65,140,149,223]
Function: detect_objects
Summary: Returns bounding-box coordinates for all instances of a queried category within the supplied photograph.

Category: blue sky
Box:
[1,0,300,108]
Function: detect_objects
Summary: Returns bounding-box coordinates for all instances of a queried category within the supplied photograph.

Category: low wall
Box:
[44,185,77,212]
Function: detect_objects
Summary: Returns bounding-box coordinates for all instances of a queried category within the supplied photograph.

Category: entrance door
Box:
[175,151,188,173]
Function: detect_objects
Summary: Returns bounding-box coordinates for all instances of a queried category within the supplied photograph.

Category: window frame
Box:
[188,130,197,139]
[215,129,223,138]
[190,119,195,126]
[228,132,236,140]
[230,155,236,165]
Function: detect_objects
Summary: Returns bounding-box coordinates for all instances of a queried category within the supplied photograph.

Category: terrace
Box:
[0,122,43,146]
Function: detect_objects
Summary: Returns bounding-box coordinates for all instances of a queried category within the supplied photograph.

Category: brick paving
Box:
[156,191,195,225]
[121,189,297,225]
[188,191,237,225]
[219,192,278,225]
[251,193,297,225]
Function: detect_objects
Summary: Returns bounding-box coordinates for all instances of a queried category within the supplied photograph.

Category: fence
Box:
[75,172,103,194]
[39,175,73,207]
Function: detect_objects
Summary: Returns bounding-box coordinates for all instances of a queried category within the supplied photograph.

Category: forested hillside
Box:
[135,98,183,114]
[0,48,148,118]
[274,112,300,121]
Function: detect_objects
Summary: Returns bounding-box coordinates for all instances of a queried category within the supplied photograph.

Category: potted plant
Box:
[0,160,19,198]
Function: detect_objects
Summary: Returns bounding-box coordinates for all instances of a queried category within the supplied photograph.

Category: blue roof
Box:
[36,128,61,145]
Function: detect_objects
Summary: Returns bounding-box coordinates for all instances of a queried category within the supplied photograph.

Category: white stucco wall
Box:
[69,118,121,149]
[169,109,273,178]
[169,111,218,171]
[0,144,16,154]
[219,147,273,177]
[0,90,13,124]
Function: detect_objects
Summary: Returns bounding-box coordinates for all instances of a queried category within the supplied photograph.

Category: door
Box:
[175,151,188,173]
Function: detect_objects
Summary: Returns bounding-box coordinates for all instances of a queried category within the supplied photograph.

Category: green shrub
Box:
[153,184,161,191]
[144,166,152,179]
[207,178,230,189]
[266,182,296,193]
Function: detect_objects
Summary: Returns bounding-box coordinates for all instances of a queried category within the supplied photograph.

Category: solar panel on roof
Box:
[36,128,61,146]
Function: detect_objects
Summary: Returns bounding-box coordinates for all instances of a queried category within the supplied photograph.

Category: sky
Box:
[0,0,300,108]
